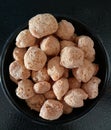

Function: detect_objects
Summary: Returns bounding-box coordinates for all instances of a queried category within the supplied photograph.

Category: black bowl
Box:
[0,16,110,126]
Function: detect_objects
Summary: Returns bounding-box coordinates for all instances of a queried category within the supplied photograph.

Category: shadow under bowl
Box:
[0,16,110,126]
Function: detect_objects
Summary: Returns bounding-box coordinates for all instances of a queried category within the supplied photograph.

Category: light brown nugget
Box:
[77,35,95,62]
[64,88,88,108]
[60,40,76,50]
[24,46,47,71]
[16,79,35,99]
[93,64,99,76]
[68,77,81,89]
[16,29,36,48]
[29,13,58,38]
[72,59,96,83]
[39,99,63,120]
[61,100,73,114]
[26,94,45,112]
[47,56,65,81]
[56,20,75,40]
[82,76,101,99]
[60,46,84,68]
[9,60,30,80]
[40,35,60,56]
[32,67,50,82]
[52,78,69,100]
[34,81,51,94]
[13,47,27,61]
[44,90,56,99]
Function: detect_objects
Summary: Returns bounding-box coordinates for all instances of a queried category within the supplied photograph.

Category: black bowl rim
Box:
[0,15,110,126]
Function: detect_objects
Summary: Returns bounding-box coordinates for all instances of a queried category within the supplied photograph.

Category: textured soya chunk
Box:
[16,79,35,99]
[64,88,88,108]
[40,35,60,56]
[29,13,58,38]
[32,67,50,82]
[25,94,46,112]
[52,78,69,100]
[44,90,56,99]
[68,77,81,89]
[16,29,36,48]
[81,76,101,99]
[33,81,51,94]
[24,46,47,71]
[13,47,27,61]
[72,59,96,83]
[39,99,63,120]
[60,40,76,50]
[9,60,30,80]
[77,35,95,62]
[56,20,75,40]
[60,46,84,68]
[47,56,65,81]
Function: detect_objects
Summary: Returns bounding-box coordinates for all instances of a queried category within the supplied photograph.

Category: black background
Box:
[0,0,111,130]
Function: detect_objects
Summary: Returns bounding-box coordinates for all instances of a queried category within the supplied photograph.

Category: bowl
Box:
[0,15,110,126]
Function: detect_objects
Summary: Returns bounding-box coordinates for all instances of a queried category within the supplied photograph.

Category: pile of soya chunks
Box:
[9,13,101,120]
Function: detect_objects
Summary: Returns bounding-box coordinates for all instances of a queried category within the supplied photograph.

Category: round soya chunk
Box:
[72,59,96,83]
[16,79,35,99]
[60,46,84,68]
[64,88,88,108]
[40,35,60,56]
[52,78,69,100]
[82,76,101,99]
[9,60,30,80]
[47,56,65,81]
[24,46,47,71]
[34,81,51,94]
[13,47,27,61]
[26,94,45,112]
[56,20,75,40]
[39,99,63,120]
[32,67,50,82]
[16,29,36,48]
[29,13,58,38]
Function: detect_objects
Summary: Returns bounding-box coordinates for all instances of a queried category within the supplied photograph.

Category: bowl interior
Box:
[0,16,110,125]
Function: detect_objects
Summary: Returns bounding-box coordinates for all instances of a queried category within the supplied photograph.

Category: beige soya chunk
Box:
[13,47,27,61]
[32,67,50,82]
[44,90,56,99]
[77,35,95,62]
[39,99,63,120]
[93,63,99,76]
[47,56,65,81]
[33,81,51,94]
[64,88,88,108]
[16,79,35,99]
[52,78,69,100]
[60,40,76,50]
[56,20,75,40]
[29,13,58,38]
[9,60,30,80]
[16,29,36,48]
[60,46,84,68]
[72,59,96,83]
[24,46,47,71]
[60,100,73,114]
[40,35,60,56]
[81,76,101,99]
[25,94,46,112]
[68,77,81,89]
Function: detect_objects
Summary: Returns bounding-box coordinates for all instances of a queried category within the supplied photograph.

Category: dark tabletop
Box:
[0,0,111,130]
